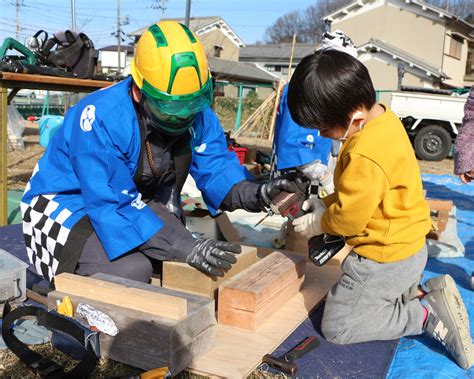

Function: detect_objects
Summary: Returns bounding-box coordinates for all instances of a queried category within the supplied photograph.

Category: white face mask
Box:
[338,111,364,142]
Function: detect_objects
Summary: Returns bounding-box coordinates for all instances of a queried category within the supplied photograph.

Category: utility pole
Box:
[15,0,20,40]
[117,0,121,74]
[185,0,191,27]
[71,0,76,31]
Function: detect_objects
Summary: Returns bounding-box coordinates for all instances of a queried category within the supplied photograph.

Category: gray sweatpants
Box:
[321,245,428,344]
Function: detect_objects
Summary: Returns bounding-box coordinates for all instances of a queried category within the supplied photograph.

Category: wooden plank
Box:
[215,212,241,243]
[0,82,7,226]
[0,72,112,89]
[187,264,342,378]
[48,273,216,374]
[218,251,305,330]
[234,137,273,149]
[426,198,453,212]
[54,273,187,320]
[163,245,258,299]
[268,80,284,142]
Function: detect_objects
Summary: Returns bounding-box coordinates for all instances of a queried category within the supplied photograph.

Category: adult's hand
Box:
[186,239,242,277]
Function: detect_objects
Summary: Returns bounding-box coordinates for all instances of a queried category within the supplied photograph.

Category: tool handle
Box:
[284,335,320,362]
[262,354,297,375]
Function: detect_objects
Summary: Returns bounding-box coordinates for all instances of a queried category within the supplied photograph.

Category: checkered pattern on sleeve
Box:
[21,195,72,282]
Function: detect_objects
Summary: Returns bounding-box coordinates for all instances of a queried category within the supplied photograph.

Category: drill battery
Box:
[308,234,346,266]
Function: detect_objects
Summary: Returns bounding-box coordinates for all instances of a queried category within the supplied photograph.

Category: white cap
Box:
[320,30,358,59]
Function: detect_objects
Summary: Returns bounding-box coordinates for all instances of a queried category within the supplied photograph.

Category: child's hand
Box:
[459,172,473,184]
[292,198,325,236]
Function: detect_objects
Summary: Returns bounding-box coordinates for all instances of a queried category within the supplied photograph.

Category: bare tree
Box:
[425,0,473,19]
[263,11,305,43]
[264,1,352,44]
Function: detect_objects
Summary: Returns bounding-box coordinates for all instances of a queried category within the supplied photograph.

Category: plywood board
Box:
[54,273,187,320]
[426,198,453,212]
[187,264,342,378]
[162,245,258,299]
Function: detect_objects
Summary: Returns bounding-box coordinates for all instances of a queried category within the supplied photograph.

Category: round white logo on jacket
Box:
[80,105,96,132]
[306,134,314,143]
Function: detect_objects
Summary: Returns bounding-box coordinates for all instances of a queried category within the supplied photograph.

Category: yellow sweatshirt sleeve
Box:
[322,192,337,207]
[321,153,389,237]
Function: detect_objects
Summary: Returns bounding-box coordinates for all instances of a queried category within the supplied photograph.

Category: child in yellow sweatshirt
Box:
[287,49,473,369]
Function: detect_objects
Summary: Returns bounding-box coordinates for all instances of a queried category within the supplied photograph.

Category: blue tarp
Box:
[388,174,474,378]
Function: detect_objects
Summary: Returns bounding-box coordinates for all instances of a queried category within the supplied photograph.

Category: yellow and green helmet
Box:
[131,20,213,118]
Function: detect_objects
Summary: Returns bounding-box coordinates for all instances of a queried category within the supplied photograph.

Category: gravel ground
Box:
[7,123,456,191]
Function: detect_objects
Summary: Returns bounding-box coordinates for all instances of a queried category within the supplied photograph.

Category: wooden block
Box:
[215,212,241,243]
[48,273,216,375]
[54,273,186,320]
[427,229,442,240]
[218,251,305,330]
[188,264,342,378]
[163,245,258,299]
[426,199,453,212]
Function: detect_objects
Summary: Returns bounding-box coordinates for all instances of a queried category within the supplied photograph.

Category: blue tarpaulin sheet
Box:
[388,175,474,378]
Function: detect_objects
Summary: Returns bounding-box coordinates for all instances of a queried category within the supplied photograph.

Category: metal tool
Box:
[261,335,320,375]
[254,190,306,227]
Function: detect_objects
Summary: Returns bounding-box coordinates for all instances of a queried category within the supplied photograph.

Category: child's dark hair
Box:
[287,49,376,129]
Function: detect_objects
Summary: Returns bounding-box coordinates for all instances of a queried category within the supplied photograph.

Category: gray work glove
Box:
[186,239,242,277]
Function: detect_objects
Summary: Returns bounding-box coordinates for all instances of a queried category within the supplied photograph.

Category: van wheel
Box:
[413,125,452,161]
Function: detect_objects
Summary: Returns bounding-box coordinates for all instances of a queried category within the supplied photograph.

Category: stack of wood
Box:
[426,199,453,240]
[232,80,285,149]
[50,273,216,374]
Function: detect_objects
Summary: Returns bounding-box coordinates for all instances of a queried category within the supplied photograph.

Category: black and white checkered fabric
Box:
[21,194,72,282]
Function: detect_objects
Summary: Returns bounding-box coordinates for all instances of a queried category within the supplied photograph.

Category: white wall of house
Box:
[99,51,133,73]
[360,52,438,103]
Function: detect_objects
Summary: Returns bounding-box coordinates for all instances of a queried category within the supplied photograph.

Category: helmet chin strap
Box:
[138,95,194,136]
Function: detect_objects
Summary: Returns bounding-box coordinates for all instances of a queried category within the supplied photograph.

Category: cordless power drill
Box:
[269,190,345,267]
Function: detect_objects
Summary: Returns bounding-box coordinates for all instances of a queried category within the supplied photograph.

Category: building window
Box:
[274,66,282,72]
[266,65,275,72]
[448,35,463,60]
[466,46,474,75]
[213,45,223,58]
[282,67,289,75]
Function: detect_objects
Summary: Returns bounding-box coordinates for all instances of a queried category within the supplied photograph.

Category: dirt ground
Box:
[7,123,456,191]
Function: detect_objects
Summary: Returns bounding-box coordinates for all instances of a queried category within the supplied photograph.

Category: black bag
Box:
[39,30,99,79]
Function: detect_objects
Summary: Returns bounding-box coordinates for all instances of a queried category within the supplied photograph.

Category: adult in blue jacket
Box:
[21,21,297,283]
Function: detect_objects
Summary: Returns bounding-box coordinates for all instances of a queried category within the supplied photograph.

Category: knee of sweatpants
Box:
[321,315,350,345]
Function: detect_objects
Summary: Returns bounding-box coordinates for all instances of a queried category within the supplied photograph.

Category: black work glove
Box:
[186,239,242,277]
[257,176,302,210]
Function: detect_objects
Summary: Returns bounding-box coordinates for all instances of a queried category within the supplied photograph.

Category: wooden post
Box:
[268,80,284,142]
[0,83,8,226]
[287,34,297,80]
